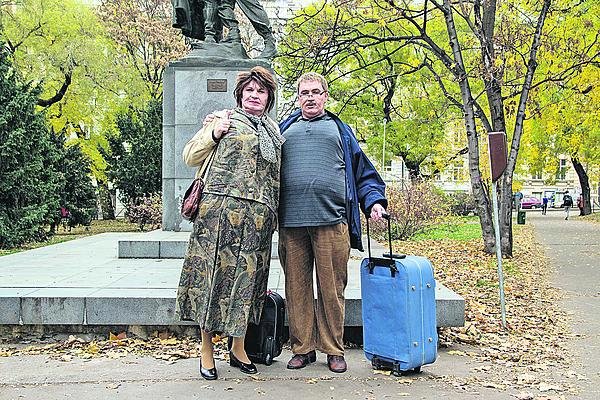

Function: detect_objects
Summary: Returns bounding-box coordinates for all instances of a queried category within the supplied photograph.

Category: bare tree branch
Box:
[37,70,72,107]
[4,22,43,53]
[423,59,463,109]
[507,0,552,174]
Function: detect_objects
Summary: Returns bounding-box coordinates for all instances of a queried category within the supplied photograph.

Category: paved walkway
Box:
[0,347,514,400]
[527,210,600,400]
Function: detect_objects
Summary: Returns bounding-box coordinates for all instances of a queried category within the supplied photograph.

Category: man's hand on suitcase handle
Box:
[370,203,387,221]
[372,209,406,259]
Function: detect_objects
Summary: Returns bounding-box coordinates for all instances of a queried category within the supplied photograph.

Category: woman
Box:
[176,66,283,380]
[577,194,584,216]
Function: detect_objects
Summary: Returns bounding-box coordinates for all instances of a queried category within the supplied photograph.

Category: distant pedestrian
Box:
[542,196,548,215]
[514,192,524,211]
[60,206,71,231]
[563,190,573,220]
[577,194,584,216]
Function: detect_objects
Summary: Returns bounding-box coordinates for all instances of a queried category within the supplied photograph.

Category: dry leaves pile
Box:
[0,331,229,364]
[397,224,580,397]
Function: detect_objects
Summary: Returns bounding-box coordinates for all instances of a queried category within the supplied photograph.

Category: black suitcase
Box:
[229,290,286,365]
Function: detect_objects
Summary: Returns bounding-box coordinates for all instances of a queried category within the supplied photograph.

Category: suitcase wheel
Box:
[263,336,275,366]
[395,366,421,376]
[264,352,273,365]
[371,358,382,370]
[371,357,422,375]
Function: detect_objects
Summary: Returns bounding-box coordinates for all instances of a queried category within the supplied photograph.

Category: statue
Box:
[171,0,277,59]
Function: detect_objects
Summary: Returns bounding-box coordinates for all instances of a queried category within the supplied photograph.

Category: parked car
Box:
[520,196,543,209]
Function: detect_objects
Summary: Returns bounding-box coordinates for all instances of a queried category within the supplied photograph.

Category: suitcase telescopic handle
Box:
[365,211,405,277]
[366,212,406,260]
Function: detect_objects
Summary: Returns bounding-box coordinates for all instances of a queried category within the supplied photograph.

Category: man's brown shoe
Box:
[287,350,317,369]
[327,355,347,373]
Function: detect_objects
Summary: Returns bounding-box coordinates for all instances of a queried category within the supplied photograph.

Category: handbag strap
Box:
[197,145,217,180]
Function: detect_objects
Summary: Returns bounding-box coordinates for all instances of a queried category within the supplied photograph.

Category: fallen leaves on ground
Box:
[0,331,220,363]
[0,225,585,397]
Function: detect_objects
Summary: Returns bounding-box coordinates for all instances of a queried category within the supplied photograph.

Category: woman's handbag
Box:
[181,147,216,221]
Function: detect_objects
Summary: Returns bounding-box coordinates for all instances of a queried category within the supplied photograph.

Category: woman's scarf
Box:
[235,107,285,164]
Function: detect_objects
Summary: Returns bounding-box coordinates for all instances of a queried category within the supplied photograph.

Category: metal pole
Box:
[382,119,387,179]
[491,181,507,328]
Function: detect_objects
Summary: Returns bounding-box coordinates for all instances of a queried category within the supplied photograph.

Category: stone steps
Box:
[0,232,465,328]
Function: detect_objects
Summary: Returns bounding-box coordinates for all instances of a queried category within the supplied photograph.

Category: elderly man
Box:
[278,72,387,373]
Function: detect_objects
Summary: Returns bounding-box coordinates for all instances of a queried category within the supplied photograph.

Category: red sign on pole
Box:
[488,131,507,182]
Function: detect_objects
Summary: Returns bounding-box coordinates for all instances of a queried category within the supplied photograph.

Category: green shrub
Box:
[446,191,477,216]
[0,44,62,248]
[105,100,162,206]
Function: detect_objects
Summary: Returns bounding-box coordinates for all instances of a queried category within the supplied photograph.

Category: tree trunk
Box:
[499,0,551,256]
[572,157,592,215]
[97,182,115,220]
[406,160,422,183]
[442,0,495,253]
[398,153,423,183]
[498,172,514,256]
[478,1,513,256]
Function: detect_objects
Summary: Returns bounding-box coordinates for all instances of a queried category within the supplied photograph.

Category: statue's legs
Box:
[203,0,219,42]
[218,0,241,43]
[237,0,277,58]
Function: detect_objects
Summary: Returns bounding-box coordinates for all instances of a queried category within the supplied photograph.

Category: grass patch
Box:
[475,278,495,288]
[0,219,139,257]
[580,210,600,223]
[501,259,520,275]
[411,216,482,241]
[58,219,139,234]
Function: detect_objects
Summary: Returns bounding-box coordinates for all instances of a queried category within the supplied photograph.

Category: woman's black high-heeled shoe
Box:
[229,351,258,374]
[200,359,218,380]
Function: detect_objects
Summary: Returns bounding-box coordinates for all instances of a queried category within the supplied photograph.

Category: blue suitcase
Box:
[361,215,437,375]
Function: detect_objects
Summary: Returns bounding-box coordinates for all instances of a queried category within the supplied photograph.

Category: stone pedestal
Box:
[162,55,271,231]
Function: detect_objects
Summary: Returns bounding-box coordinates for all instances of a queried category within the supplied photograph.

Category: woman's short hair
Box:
[234,66,277,113]
[296,72,328,94]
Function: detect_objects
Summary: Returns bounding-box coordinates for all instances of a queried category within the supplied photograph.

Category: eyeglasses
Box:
[298,89,327,98]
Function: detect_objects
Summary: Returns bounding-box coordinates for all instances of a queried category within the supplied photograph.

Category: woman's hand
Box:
[213,117,231,140]
[203,113,216,126]
[203,109,232,126]
[205,109,233,141]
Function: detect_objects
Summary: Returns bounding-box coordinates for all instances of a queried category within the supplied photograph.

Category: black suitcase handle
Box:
[366,212,405,277]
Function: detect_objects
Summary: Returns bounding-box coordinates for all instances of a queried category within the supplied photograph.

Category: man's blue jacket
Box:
[279,109,387,251]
